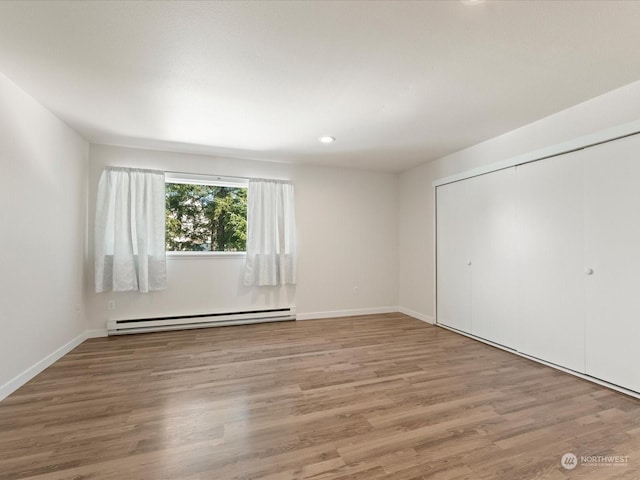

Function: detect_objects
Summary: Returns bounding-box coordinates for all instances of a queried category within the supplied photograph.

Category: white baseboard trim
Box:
[0,331,88,402]
[296,306,398,321]
[398,307,435,324]
[87,329,108,338]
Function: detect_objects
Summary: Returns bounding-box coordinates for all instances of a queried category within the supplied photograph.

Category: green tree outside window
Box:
[165,182,247,252]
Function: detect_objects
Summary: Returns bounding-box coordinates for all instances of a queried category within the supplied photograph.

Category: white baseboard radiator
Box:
[107,307,296,335]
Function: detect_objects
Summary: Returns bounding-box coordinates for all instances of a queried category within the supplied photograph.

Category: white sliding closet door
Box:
[516,153,586,372]
[436,168,517,342]
[468,168,517,347]
[584,134,640,392]
[436,179,472,332]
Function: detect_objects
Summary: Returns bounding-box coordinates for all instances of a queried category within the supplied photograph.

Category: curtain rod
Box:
[163,170,249,180]
[163,170,291,183]
[106,166,290,183]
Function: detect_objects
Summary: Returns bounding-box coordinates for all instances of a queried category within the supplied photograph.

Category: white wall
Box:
[398,79,640,322]
[295,165,398,319]
[0,73,88,398]
[88,145,398,330]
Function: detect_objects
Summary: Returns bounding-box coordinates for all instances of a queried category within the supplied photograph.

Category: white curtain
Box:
[95,167,167,293]
[244,179,296,286]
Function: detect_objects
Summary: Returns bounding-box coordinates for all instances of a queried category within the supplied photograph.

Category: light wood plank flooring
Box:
[1,314,640,479]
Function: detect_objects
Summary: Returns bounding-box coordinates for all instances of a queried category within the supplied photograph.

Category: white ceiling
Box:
[1,1,640,172]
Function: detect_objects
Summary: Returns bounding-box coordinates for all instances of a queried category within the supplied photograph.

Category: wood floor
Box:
[1,314,640,479]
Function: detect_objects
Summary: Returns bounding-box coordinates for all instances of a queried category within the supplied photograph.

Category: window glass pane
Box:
[165,182,247,252]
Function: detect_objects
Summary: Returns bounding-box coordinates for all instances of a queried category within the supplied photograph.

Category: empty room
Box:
[2,0,640,478]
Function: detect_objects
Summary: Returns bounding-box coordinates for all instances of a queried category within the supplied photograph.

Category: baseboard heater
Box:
[107,307,296,335]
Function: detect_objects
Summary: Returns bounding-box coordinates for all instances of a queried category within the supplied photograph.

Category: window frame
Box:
[164,172,248,257]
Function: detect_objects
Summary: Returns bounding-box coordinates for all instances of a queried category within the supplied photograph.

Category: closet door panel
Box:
[469,168,518,347]
[436,180,472,333]
[584,134,640,392]
[516,154,585,372]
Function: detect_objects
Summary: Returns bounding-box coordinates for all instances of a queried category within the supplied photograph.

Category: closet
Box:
[582,136,640,393]
[436,133,640,394]
[515,151,585,373]
[437,168,517,348]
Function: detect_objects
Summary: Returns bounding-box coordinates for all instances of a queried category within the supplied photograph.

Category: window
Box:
[165,174,247,252]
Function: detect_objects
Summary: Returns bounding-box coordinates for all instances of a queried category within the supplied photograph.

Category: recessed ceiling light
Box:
[318,136,336,144]
[461,0,485,5]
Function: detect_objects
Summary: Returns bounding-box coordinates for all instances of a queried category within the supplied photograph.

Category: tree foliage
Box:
[165,183,247,251]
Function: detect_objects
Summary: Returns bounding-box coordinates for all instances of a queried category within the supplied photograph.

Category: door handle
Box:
[585,268,594,275]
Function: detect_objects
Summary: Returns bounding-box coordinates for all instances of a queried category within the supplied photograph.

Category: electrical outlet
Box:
[107,300,116,311]
[353,286,359,295]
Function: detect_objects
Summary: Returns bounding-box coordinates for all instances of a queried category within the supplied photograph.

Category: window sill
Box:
[166,251,246,259]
